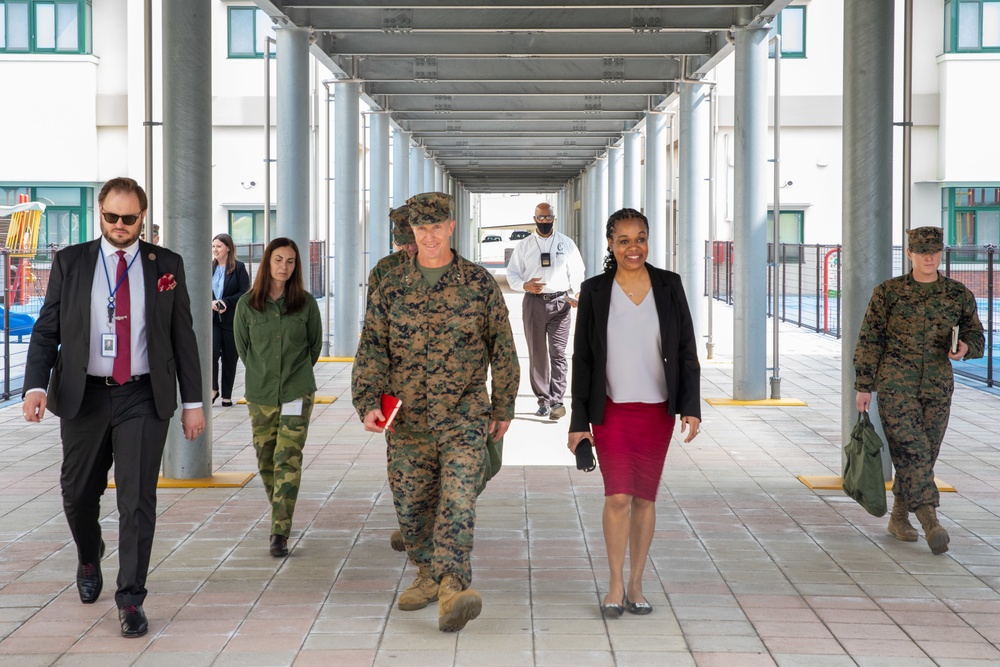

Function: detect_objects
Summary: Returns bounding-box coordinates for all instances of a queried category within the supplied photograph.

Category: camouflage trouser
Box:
[387,422,487,588]
[248,394,315,537]
[877,392,951,511]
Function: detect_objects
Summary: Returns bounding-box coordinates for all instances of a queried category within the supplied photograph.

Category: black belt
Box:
[534,291,566,302]
[87,374,149,386]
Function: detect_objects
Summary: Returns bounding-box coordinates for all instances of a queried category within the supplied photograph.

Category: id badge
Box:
[101,333,117,358]
[540,252,551,267]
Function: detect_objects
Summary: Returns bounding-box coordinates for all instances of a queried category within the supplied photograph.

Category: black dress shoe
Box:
[625,594,653,615]
[76,539,106,604]
[221,399,233,407]
[599,596,625,618]
[269,534,288,557]
[119,604,148,638]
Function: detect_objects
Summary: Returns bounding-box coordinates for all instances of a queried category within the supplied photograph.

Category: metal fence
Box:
[1,241,327,401]
[710,241,998,388]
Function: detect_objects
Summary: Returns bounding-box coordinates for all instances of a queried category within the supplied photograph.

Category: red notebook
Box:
[376,394,402,432]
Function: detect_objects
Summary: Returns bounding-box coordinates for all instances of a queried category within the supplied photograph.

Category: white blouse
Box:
[605,281,669,404]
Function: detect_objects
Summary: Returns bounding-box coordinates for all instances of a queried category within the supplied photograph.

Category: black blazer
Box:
[24,239,202,421]
[569,263,701,433]
[212,260,250,328]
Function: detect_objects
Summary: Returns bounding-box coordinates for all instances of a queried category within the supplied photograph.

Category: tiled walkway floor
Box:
[1,287,1000,666]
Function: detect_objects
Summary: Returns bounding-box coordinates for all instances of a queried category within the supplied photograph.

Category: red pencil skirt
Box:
[592,399,675,502]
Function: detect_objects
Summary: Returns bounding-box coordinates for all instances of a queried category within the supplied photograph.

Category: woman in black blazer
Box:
[211,233,250,406]
[568,208,701,618]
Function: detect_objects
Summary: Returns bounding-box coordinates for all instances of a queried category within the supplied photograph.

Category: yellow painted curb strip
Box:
[235,396,337,405]
[317,356,353,362]
[110,472,255,489]
[797,474,955,493]
[706,397,808,407]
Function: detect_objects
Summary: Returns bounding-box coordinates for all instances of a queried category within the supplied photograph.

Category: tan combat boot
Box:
[397,565,438,611]
[390,530,406,552]
[914,505,950,555]
[887,497,918,542]
[437,574,482,632]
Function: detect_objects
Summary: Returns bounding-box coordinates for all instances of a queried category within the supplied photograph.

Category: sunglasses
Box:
[535,215,555,221]
[102,211,142,226]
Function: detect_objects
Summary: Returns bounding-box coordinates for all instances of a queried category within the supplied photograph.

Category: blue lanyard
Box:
[101,249,140,326]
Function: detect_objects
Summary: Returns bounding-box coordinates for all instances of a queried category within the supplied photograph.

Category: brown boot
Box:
[887,497,918,542]
[398,566,438,611]
[914,505,950,555]
[390,530,406,552]
[437,574,482,632]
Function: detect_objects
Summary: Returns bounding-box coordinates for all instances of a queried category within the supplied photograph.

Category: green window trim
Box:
[0,185,89,247]
[946,0,1000,53]
[227,5,270,59]
[0,0,91,55]
[769,5,807,59]
[944,186,1000,247]
[229,209,276,246]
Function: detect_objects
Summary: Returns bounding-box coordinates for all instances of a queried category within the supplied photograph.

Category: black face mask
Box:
[535,223,553,236]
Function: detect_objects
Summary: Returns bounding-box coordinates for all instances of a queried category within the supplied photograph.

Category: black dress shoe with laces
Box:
[269,534,288,557]
[77,539,106,604]
[119,604,148,638]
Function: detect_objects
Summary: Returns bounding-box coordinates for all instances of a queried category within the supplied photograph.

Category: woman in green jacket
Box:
[234,238,322,558]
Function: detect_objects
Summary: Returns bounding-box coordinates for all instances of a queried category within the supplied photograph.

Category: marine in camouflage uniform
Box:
[352,192,519,631]
[854,226,985,554]
[366,204,417,304]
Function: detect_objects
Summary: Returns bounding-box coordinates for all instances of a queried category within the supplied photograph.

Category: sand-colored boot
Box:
[914,505,950,555]
[887,497,918,542]
[390,530,406,552]
[397,565,438,611]
[437,575,482,632]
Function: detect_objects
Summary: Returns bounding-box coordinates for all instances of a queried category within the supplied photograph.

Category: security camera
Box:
[785,180,793,187]
[250,180,257,187]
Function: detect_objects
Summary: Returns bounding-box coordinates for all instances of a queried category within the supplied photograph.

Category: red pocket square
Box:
[157,273,177,292]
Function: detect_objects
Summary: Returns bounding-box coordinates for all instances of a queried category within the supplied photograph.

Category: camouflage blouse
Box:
[352,252,519,431]
[854,273,985,398]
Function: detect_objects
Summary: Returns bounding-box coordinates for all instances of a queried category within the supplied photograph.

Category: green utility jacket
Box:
[352,252,519,431]
[234,292,323,406]
[854,273,985,398]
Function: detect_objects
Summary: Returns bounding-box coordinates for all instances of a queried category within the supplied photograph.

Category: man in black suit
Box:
[22,177,204,638]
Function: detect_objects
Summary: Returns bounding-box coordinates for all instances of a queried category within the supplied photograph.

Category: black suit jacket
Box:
[24,239,202,421]
[569,263,701,433]
[212,260,250,329]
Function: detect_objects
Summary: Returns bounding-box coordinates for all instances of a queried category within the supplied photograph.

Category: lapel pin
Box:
[148,253,156,261]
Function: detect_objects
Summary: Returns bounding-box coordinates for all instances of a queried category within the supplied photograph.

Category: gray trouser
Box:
[522,293,571,406]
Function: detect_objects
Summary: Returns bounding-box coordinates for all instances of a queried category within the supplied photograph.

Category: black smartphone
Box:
[575,438,596,472]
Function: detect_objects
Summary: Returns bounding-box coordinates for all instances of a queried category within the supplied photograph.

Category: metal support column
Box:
[393,128,410,208]
[842,0,895,447]
[582,167,597,278]
[275,28,311,278]
[733,24,770,400]
[623,130,641,208]
[409,145,422,197]
[679,82,709,348]
[608,144,622,213]
[645,112,667,269]
[597,157,609,270]
[369,112,390,270]
[423,153,435,193]
[162,0,212,477]
[333,80,361,357]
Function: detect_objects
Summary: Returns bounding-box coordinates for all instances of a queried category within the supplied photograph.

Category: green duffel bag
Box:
[843,411,887,517]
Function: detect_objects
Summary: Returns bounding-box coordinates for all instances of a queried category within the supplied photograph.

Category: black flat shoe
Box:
[269,534,288,558]
[600,596,625,618]
[119,604,148,638]
[625,594,653,615]
[76,539,106,604]
[221,399,233,407]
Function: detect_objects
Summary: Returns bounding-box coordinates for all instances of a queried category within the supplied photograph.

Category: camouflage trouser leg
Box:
[877,392,950,511]
[387,423,487,588]
[248,395,315,537]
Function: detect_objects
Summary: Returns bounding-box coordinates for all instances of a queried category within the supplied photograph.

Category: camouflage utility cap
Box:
[390,205,415,245]
[407,192,453,226]
[907,226,944,254]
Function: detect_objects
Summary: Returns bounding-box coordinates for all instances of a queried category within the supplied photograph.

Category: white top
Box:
[505,230,586,295]
[606,282,668,404]
[88,237,149,376]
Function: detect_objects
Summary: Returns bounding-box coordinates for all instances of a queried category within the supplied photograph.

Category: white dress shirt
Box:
[88,238,149,376]
[505,230,586,294]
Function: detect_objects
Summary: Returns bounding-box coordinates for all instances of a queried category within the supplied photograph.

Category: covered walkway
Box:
[1,289,1000,666]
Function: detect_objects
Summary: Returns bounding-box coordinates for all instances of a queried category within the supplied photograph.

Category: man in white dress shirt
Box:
[505,202,586,419]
